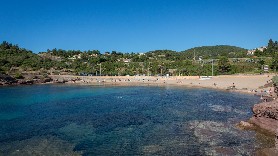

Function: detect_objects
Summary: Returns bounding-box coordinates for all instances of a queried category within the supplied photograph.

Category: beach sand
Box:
[50,74,275,95]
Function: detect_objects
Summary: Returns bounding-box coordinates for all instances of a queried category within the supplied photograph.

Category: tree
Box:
[254,49,263,56]
[258,59,265,66]
[218,56,231,74]
[271,53,278,72]
[266,39,278,56]
[268,39,274,49]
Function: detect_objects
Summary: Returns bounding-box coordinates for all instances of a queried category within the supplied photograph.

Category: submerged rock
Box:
[58,123,96,142]
[237,121,255,130]
[189,121,237,146]
[143,145,164,154]
[0,136,81,156]
[209,104,232,112]
[189,120,257,155]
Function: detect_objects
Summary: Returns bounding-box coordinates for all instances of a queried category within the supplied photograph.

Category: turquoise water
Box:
[0,85,272,155]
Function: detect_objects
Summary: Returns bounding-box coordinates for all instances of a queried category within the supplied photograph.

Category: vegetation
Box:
[181,45,248,59]
[272,76,278,95]
[254,39,278,57]
[253,39,278,72]
[0,41,43,72]
[0,39,277,77]
[218,57,231,74]
[14,73,24,79]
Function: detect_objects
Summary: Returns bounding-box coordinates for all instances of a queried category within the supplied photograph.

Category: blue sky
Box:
[1,0,278,53]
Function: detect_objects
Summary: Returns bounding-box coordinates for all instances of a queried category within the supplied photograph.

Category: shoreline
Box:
[1,74,274,96]
[50,74,275,96]
[60,80,258,96]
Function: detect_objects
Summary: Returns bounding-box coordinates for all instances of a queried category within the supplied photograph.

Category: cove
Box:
[0,85,273,155]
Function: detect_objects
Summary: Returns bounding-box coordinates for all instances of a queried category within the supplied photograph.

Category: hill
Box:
[1,40,274,77]
[0,41,45,73]
[181,45,248,59]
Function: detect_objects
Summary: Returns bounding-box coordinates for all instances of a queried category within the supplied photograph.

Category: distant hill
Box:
[181,45,248,59]
[144,50,180,60]
[0,41,44,72]
[1,40,267,76]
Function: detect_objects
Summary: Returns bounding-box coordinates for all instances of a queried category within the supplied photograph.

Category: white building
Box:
[247,46,267,55]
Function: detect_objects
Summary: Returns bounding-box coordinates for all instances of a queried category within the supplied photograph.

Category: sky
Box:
[0,0,278,53]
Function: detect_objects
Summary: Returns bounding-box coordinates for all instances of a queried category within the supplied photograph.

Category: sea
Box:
[0,84,274,155]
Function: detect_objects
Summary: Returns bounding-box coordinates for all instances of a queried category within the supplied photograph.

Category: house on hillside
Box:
[90,54,98,57]
[123,59,131,63]
[68,54,82,60]
[117,58,131,63]
[247,46,267,55]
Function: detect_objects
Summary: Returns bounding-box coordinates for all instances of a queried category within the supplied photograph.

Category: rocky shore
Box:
[0,74,53,86]
[0,74,17,85]
[237,98,278,155]
[249,99,278,135]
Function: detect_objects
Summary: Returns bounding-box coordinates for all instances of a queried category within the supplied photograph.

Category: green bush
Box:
[14,73,24,79]
[272,76,278,85]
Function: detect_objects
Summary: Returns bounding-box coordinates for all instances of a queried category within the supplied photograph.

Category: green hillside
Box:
[181,45,248,59]
[0,41,44,73]
[1,39,277,76]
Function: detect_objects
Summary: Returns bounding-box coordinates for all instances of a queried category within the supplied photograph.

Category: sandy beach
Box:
[50,74,275,95]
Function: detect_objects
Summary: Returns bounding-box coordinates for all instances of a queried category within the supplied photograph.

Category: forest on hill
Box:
[0,39,277,77]
[181,45,248,59]
[0,41,43,73]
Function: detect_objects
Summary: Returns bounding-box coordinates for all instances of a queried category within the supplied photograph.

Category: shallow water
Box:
[0,85,273,155]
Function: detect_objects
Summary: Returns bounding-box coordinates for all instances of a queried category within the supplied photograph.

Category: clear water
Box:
[0,84,273,155]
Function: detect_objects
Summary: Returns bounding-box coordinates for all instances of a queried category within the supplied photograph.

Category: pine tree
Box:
[218,56,231,74]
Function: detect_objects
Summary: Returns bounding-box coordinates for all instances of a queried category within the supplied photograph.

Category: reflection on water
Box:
[0,85,274,155]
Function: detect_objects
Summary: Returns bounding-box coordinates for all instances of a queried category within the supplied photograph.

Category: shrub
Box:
[14,73,24,79]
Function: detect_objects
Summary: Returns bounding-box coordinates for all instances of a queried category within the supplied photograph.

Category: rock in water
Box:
[249,99,278,135]
[237,121,254,129]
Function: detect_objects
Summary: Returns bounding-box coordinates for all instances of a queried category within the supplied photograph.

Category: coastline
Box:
[1,74,277,154]
[1,74,274,94]
[49,74,275,95]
